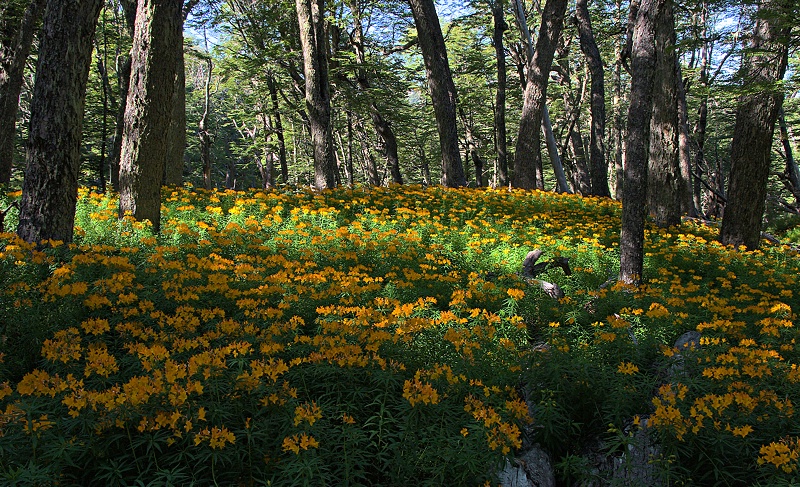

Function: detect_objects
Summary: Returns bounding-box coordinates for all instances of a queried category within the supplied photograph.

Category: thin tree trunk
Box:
[511,0,568,190]
[408,0,465,187]
[493,0,509,187]
[199,55,212,189]
[350,0,402,184]
[720,0,790,250]
[345,111,354,186]
[459,106,486,186]
[356,120,380,186]
[675,60,696,216]
[17,0,104,243]
[619,0,664,285]
[266,74,288,184]
[118,0,182,232]
[610,0,625,199]
[296,0,336,189]
[96,47,110,192]
[110,56,131,190]
[574,0,611,197]
[779,109,800,204]
[0,0,46,184]
[556,44,592,194]
[692,2,709,216]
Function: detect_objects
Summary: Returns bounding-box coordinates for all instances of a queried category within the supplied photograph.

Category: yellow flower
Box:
[293,401,323,427]
[617,362,639,375]
[506,288,525,300]
[403,378,440,407]
[282,433,319,454]
[730,424,753,438]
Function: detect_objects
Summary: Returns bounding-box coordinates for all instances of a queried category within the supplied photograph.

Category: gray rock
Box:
[498,445,556,487]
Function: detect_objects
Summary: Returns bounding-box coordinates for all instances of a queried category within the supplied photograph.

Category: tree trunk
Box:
[356,120,380,186]
[610,0,625,199]
[267,74,289,184]
[163,28,185,186]
[493,0,509,187]
[459,106,486,186]
[296,0,336,189]
[350,0,402,185]
[512,0,568,189]
[719,0,790,250]
[647,0,680,227]
[675,60,696,216]
[16,0,103,243]
[407,0,466,187]
[619,0,664,285]
[0,0,46,184]
[779,109,800,205]
[109,0,136,191]
[118,0,182,233]
[199,55,212,189]
[574,0,611,197]
[110,56,131,190]
[556,44,592,194]
[692,2,709,216]
[96,48,110,193]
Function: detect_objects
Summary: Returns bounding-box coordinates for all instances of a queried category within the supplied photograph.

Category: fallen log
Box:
[519,249,571,299]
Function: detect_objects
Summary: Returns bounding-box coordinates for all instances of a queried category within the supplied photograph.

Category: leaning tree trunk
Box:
[647,0,681,227]
[556,44,592,195]
[719,0,790,250]
[512,0,568,190]
[778,109,800,205]
[0,0,46,184]
[408,0,466,187]
[574,0,611,197]
[493,0,509,187]
[17,0,104,243]
[118,0,182,233]
[350,0,402,185]
[619,0,664,286]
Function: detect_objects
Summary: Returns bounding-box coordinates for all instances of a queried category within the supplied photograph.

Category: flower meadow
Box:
[1,184,799,486]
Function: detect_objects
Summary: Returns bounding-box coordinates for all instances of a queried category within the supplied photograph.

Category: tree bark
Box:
[110,56,131,190]
[459,106,486,186]
[647,0,681,227]
[118,0,182,233]
[266,74,289,184]
[675,60,696,216]
[619,0,664,286]
[574,0,611,197]
[163,28,186,186]
[198,55,212,189]
[779,109,800,205]
[493,0,509,187]
[692,2,709,216]
[296,0,336,189]
[407,0,466,187]
[512,0,568,189]
[16,0,104,243]
[720,0,790,250]
[0,0,46,184]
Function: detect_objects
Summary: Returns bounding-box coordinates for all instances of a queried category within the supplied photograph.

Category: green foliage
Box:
[2,183,800,486]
